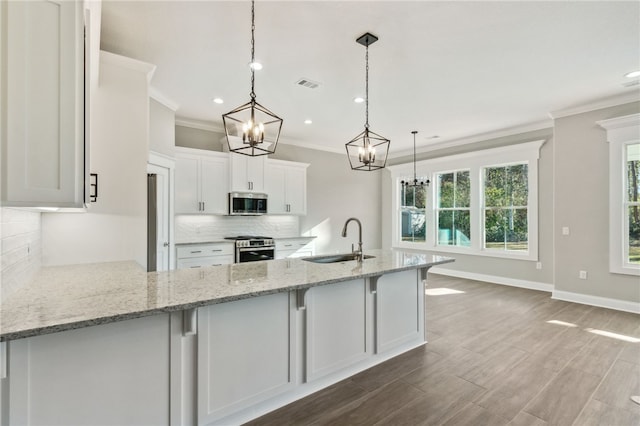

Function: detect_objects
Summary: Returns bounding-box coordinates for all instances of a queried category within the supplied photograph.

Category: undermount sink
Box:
[302,253,375,264]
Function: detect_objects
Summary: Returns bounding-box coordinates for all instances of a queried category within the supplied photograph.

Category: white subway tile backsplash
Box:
[1,208,42,298]
[175,215,300,243]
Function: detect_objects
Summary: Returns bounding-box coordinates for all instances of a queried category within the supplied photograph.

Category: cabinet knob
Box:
[163,242,169,247]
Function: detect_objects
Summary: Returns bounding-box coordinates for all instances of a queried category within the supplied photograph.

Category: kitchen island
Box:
[0,249,453,425]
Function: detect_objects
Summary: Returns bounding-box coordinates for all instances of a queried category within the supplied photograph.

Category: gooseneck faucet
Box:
[341,217,363,262]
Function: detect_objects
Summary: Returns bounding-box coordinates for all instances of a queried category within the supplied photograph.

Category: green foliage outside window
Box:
[400,183,427,242]
[437,171,471,246]
[627,144,640,263]
[484,164,528,251]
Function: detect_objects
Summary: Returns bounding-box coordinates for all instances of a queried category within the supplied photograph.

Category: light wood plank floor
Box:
[247,274,640,426]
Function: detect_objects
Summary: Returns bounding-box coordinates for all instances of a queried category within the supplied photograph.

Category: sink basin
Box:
[302,253,375,264]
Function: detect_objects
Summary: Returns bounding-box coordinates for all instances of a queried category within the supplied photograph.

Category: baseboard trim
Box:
[429,267,554,293]
[552,290,640,314]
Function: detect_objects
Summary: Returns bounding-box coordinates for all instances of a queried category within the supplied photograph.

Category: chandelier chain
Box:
[250,0,256,99]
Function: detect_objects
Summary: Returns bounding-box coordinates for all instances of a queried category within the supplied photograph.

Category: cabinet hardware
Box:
[202,202,205,211]
[163,242,169,247]
[190,265,201,268]
[284,244,292,247]
[211,249,223,252]
[190,250,202,254]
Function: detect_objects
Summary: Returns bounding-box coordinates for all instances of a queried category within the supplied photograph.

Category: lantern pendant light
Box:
[222,0,282,157]
[401,131,430,188]
[345,33,390,171]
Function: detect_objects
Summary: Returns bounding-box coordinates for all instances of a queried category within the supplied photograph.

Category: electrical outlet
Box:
[562,227,570,235]
[536,262,542,270]
[579,270,588,280]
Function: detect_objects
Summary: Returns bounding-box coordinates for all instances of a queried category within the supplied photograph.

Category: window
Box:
[389,140,543,260]
[400,183,427,242]
[483,164,528,252]
[436,170,470,247]
[626,143,640,264]
[599,114,640,276]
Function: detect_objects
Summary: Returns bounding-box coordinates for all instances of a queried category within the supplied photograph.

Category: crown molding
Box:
[175,117,224,133]
[387,119,552,159]
[549,91,640,119]
[149,87,179,112]
[99,50,156,81]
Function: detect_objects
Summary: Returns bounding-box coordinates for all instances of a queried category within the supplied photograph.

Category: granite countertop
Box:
[0,249,453,341]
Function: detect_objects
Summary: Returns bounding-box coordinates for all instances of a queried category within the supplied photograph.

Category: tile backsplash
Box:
[175,215,300,243]
[1,208,42,298]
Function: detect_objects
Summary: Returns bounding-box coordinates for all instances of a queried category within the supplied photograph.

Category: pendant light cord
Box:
[365,43,369,129]
[250,0,256,100]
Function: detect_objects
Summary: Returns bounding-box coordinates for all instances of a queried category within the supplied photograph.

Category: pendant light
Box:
[345,33,390,171]
[222,0,282,157]
[401,131,430,188]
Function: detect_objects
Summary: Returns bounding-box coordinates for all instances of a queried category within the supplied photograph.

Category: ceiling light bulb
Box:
[304,119,312,124]
[213,97,224,104]
[625,70,640,78]
[249,61,263,71]
[353,97,364,103]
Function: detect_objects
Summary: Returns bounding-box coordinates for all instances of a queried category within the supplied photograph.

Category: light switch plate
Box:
[579,270,588,279]
[562,227,570,235]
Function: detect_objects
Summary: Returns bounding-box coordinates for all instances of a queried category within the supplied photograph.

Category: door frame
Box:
[148,151,175,270]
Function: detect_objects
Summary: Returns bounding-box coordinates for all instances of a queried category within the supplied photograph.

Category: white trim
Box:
[149,87,179,111]
[428,268,553,293]
[148,152,176,271]
[552,290,640,314]
[387,121,552,159]
[99,50,156,81]
[549,92,640,119]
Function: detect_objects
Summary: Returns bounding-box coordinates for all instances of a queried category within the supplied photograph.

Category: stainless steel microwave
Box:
[228,192,268,215]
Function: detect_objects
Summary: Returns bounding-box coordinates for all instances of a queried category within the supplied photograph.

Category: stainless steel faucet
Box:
[341,217,363,262]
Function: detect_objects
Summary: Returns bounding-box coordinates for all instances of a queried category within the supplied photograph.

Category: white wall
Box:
[553,101,640,304]
[0,208,41,299]
[175,215,300,243]
[42,52,153,267]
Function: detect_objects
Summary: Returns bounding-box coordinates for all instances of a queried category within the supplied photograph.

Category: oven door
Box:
[237,246,275,263]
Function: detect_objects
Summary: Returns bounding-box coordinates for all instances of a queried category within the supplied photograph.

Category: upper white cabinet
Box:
[175,148,228,214]
[265,159,309,215]
[229,154,266,192]
[1,0,86,207]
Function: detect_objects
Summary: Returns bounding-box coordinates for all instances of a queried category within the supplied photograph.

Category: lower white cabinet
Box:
[305,279,369,382]
[275,238,315,259]
[197,292,295,424]
[5,315,172,426]
[176,243,234,269]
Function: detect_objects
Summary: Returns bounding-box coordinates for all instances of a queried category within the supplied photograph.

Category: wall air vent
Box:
[296,78,321,89]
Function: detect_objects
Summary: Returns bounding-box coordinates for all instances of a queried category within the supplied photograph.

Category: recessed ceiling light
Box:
[625,70,640,78]
[213,97,224,104]
[249,61,263,71]
[304,119,312,125]
[353,97,364,103]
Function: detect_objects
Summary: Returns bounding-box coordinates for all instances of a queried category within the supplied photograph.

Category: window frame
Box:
[389,140,544,261]
[598,114,640,276]
[435,169,471,248]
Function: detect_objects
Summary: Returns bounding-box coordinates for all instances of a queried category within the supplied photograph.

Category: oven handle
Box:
[237,246,275,252]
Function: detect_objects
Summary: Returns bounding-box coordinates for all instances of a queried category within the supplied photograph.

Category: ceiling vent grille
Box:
[296,78,321,89]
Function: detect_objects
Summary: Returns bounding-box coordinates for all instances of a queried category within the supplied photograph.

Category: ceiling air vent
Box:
[296,78,321,89]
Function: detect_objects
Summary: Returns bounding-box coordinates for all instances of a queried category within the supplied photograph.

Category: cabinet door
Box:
[285,166,307,215]
[174,156,200,213]
[177,256,233,269]
[265,164,287,214]
[198,293,294,423]
[7,315,171,426]
[230,155,265,192]
[200,156,229,214]
[305,279,368,382]
[2,0,85,207]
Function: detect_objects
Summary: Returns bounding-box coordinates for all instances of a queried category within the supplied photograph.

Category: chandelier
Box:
[222,0,282,157]
[401,131,430,188]
[345,33,390,171]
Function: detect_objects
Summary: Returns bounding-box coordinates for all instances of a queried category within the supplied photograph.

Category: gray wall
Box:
[383,128,555,286]
[175,125,225,151]
[270,144,383,254]
[554,102,640,303]
[149,99,175,157]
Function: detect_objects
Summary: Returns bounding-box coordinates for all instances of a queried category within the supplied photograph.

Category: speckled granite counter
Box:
[0,249,453,341]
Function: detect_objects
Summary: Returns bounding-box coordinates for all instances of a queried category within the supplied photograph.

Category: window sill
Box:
[609,264,640,277]
[393,242,538,262]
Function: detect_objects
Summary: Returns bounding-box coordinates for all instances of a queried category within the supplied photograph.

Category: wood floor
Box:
[247,274,640,426]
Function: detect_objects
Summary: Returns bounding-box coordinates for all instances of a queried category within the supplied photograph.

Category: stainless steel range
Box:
[224,236,275,263]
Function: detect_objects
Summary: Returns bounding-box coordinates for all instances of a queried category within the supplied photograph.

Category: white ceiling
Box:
[100,0,640,155]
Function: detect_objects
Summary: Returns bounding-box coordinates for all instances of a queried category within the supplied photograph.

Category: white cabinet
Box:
[265,160,309,215]
[5,314,172,426]
[176,243,234,268]
[175,148,229,214]
[275,238,315,259]
[197,292,295,424]
[229,154,266,192]
[1,0,86,207]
